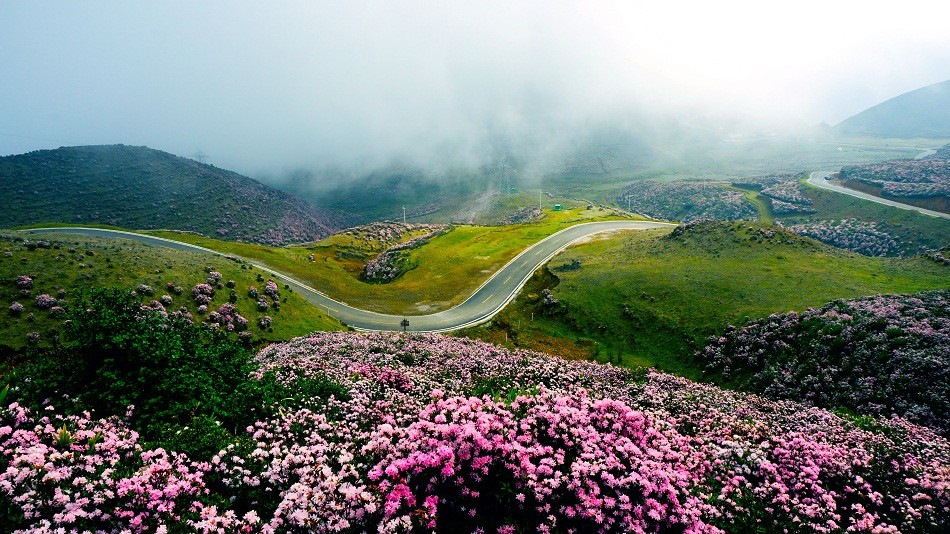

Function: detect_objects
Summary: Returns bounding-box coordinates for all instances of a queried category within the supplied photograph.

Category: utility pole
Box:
[192,151,208,164]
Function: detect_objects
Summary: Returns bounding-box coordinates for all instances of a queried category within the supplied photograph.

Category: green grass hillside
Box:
[463,221,949,378]
[0,145,346,245]
[0,231,342,356]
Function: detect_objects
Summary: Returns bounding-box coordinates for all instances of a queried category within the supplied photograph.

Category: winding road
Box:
[806,171,950,220]
[26,221,674,332]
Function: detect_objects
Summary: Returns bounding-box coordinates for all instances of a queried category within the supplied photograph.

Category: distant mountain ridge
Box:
[0,144,346,245]
[835,79,950,138]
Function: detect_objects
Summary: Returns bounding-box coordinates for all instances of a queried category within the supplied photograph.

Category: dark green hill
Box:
[835,79,950,138]
[0,145,347,245]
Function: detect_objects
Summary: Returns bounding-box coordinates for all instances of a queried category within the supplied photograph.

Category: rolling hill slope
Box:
[0,144,346,245]
[835,79,950,138]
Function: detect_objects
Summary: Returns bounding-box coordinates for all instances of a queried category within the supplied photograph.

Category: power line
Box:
[0,131,74,145]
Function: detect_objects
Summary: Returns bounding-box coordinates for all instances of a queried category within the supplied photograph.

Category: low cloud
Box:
[2,1,948,179]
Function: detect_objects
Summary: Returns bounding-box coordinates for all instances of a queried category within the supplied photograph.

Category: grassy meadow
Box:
[0,231,341,355]
[462,221,949,379]
[145,207,634,314]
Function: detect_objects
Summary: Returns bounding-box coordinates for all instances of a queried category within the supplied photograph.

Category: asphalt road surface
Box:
[26,221,674,332]
[807,171,949,220]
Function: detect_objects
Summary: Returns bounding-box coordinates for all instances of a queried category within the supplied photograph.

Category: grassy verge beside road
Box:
[146,208,636,314]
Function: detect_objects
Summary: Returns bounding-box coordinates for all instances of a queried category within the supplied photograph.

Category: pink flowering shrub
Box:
[34,293,57,310]
[206,271,222,285]
[257,315,272,329]
[0,403,207,532]
[701,290,950,436]
[638,373,950,533]
[15,275,32,289]
[263,279,280,300]
[366,390,714,532]
[205,303,247,332]
[769,198,816,215]
[8,301,23,316]
[191,283,214,305]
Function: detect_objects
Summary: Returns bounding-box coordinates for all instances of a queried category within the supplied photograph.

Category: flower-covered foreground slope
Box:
[701,290,950,436]
[4,332,950,532]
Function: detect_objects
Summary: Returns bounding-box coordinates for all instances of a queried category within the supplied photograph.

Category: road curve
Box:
[25,221,674,332]
[806,171,950,220]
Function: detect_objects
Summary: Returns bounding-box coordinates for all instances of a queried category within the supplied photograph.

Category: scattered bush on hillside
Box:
[34,293,56,309]
[501,206,544,225]
[263,279,280,300]
[192,282,214,305]
[701,290,950,436]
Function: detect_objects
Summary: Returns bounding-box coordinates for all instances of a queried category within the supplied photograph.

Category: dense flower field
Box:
[781,218,901,256]
[701,290,950,436]
[839,158,950,199]
[617,180,757,222]
[760,181,816,214]
[731,173,816,215]
[4,331,949,532]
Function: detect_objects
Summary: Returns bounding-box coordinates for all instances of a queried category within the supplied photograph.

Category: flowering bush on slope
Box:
[781,218,901,256]
[0,404,207,532]
[701,290,950,436]
[840,158,950,198]
[363,226,450,283]
[616,180,757,222]
[3,330,950,532]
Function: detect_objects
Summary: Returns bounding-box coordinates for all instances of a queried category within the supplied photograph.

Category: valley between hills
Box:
[2,114,949,532]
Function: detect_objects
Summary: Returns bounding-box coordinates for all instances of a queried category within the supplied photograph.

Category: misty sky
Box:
[2,1,949,176]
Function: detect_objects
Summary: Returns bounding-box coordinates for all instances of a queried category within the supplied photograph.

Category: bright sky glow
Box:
[1,1,948,173]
